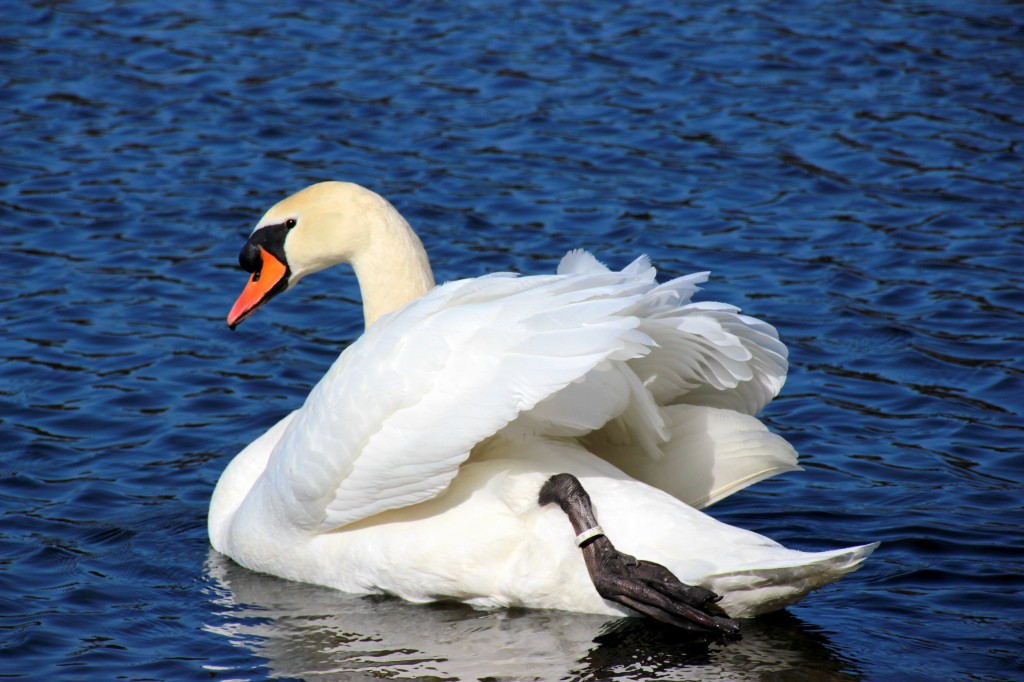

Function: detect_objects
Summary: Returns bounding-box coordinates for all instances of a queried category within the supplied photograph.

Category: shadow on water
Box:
[204,551,860,681]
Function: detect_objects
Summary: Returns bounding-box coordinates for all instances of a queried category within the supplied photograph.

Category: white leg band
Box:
[575,526,605,547]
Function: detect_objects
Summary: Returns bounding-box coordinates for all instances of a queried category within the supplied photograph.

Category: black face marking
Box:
[239,222,292,273]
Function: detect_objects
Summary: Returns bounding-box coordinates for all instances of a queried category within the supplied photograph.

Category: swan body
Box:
[210,182,876,620]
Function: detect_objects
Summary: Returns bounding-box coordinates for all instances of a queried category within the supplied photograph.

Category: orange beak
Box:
[227,247,289,329]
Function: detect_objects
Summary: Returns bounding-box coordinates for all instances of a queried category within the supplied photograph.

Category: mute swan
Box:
[209,181,876,634]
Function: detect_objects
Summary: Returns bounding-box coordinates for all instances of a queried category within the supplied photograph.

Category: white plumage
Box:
[209,182,876,621]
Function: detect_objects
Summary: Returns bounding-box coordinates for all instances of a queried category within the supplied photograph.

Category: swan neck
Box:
[350,205,435,328]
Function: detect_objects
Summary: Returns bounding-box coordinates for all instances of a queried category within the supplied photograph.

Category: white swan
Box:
[209,182,876,633]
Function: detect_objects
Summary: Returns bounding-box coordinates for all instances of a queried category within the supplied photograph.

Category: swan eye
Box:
[286,219,297,229]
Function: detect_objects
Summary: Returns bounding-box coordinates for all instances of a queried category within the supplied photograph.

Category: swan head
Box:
[227,182,434,329]
[226,182,387,329]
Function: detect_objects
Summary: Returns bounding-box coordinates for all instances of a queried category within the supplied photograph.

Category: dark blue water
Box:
[2,1,1022,679]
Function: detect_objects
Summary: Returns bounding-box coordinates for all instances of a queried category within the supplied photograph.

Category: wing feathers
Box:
[266,267,657,531]
[593,404,801,509]
[259,250,796,532]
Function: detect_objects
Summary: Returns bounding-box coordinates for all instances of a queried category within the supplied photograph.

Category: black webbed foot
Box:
[539,473,740,638]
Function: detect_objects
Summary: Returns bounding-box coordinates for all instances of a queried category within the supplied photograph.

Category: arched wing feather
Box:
[255,251,795,533]
[263,270,653,532]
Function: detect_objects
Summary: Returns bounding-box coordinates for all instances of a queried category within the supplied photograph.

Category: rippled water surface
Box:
[2,1,1022,680]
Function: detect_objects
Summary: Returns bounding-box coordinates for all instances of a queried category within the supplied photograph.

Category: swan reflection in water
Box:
[204,551,861,681]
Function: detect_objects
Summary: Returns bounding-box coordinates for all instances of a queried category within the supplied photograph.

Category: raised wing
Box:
[557,251,795,505]
[254,251,794,533]
[560,250,788,416]
[261,268,655,532]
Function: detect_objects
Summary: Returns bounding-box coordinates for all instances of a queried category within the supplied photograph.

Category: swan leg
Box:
[539,473,740,637]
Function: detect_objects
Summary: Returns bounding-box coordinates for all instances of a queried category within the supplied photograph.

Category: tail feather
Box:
[707,542,880,617]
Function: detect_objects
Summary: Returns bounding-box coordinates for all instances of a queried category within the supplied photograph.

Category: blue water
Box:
[2,1,1022,679]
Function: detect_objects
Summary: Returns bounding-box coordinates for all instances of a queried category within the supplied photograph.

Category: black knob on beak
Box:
[239,238,263,273]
